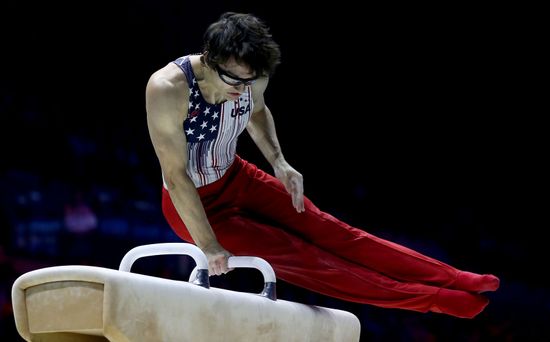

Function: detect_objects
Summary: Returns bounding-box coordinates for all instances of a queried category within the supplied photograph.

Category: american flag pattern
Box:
[172,55,253,187]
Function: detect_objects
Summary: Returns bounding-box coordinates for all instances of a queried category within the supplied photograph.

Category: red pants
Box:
[162,156,494,317]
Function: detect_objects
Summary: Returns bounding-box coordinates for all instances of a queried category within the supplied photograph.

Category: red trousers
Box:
[162,156,494,317]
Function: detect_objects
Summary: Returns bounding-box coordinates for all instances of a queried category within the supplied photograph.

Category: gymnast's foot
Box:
[452,271,500,293]
[431,288,489,319]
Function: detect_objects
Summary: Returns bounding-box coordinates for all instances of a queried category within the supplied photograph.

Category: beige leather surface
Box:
[27,281,103,334]
[12,265,361,342]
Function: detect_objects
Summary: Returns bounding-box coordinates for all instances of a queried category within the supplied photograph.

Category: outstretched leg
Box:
[232,161,499,294]
[162,190,489,318]
[210,213,490,319]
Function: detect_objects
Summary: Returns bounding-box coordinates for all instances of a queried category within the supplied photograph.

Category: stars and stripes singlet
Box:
[172,55,253,187]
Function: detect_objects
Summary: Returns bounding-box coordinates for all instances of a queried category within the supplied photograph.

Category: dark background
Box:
[1,1,545,341]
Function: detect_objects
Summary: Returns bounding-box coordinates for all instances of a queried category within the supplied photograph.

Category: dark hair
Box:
[202,12,281,77]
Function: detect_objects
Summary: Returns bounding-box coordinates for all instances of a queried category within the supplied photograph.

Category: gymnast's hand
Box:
[202,241,234,276]
[274,161,305,213]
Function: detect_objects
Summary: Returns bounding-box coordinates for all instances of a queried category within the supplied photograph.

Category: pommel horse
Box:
[12,243,361,341]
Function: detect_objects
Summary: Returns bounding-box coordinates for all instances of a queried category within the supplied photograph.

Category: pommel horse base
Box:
[12,243,361,341]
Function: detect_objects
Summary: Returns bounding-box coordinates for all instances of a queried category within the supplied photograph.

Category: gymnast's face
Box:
[214,58,257,100]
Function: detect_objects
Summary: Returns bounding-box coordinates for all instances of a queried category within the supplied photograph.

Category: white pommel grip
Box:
[119,243,210,288]
[189,255,277,300]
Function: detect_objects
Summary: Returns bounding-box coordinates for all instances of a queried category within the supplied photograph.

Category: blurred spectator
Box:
[61,191,98,264]
[64,191,98,234]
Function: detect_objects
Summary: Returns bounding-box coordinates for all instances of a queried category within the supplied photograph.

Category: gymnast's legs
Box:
[162,157,499,318]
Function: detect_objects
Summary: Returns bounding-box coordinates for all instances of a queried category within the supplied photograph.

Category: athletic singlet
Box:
[170,55,253,188]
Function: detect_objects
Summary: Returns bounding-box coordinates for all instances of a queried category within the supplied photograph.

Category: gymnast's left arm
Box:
[246,78,305,213]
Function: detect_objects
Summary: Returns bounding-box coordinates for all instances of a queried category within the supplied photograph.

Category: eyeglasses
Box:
[215,65,257,86]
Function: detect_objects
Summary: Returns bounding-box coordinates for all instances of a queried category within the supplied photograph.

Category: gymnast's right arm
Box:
[145,65,232,276]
